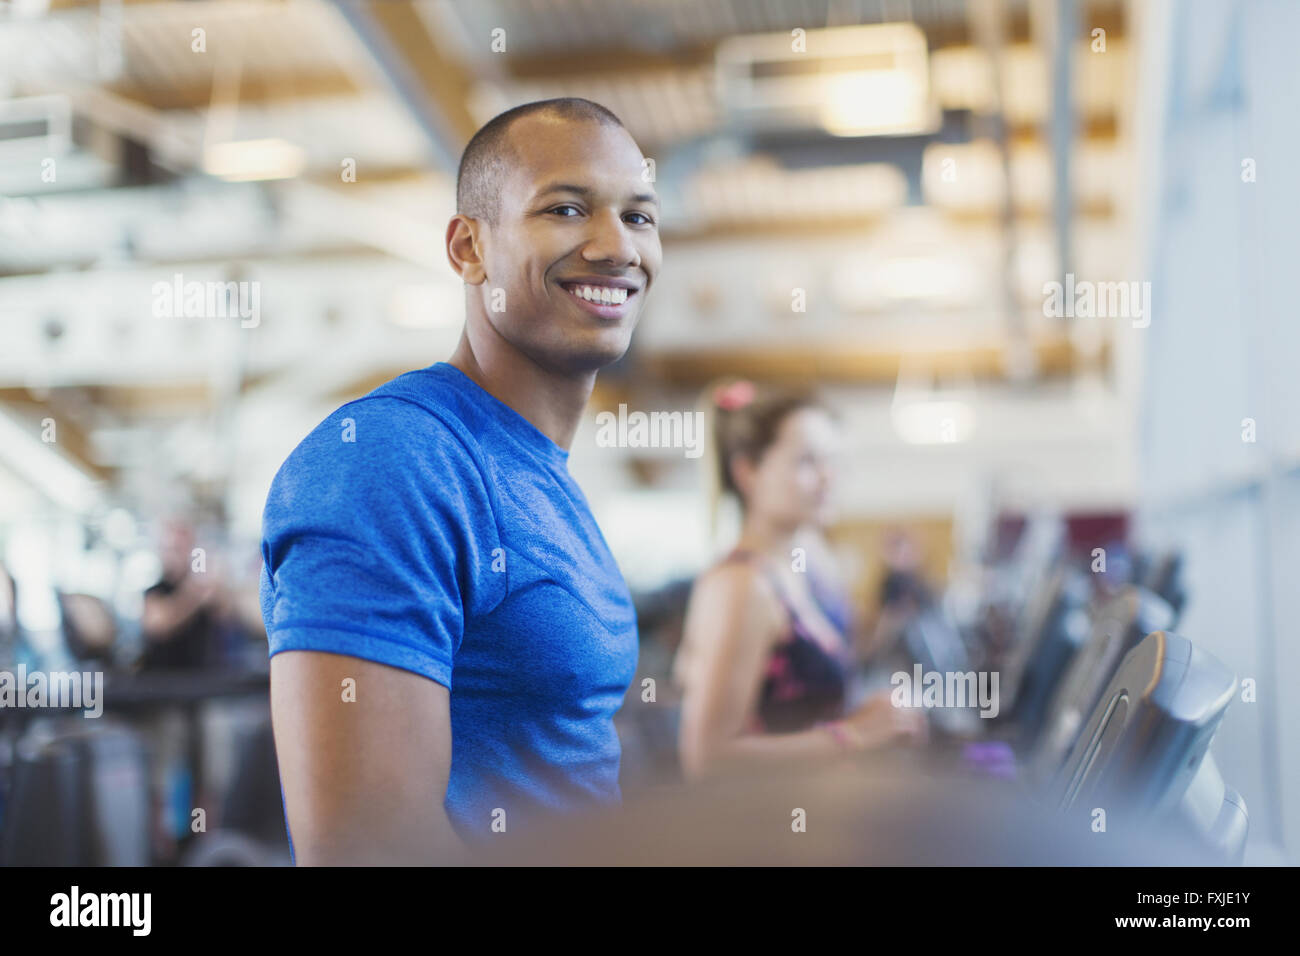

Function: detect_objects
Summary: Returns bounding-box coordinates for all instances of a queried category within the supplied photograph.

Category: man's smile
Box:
[555,275,642,318]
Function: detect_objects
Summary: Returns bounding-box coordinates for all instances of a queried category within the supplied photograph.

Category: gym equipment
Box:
[180,829,285,866]
[899,603,983,736]
[1000,565,1092,744]
[1032,585,1173,778]
[1142,551,1188,626]
[1053,630,1246,862]
[0,721,151,866]
[902,604,972,678]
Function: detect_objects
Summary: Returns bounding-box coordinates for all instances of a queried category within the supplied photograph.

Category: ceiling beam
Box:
[0,392,114,480]
[331,0,479,171]
[489,5,1126,79]
[109,70,362,112]
[636,337,1103,387]
[0,383,214,416]
[502,42,717,80]
[335,337,1105,400]
[659,200,1115,243]
[44,0,158,8]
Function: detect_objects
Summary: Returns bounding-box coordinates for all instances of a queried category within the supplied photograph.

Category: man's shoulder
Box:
[353,363,481,439]
[313,366,483,454]
[267,365,490,501]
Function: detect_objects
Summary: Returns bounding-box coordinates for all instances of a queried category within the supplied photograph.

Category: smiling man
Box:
[259,98,661,865]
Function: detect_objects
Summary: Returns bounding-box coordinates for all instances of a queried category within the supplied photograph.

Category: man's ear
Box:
[446,215,487,285]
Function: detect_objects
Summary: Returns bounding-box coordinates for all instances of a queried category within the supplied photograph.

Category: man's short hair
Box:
[455,98,626,225]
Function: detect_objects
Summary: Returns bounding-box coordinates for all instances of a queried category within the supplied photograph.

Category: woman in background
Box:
[672,381,926,779]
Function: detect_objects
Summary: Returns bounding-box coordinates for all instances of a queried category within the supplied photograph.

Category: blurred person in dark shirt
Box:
[866,528,933,661]
[139,518,225,671]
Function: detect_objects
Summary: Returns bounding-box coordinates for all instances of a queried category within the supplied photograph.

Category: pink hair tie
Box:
[713,380,756,411]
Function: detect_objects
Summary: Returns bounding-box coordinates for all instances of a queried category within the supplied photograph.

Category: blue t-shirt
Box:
[259,362,639,851]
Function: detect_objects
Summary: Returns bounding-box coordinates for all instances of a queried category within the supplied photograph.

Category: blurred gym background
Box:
[0,0,1296,866]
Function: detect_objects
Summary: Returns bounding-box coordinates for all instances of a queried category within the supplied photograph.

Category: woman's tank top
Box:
[722,548,855,734]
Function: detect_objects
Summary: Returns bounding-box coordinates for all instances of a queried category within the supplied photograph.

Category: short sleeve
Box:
[259,397,504,689]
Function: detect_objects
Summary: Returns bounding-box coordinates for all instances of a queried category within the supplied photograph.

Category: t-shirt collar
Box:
[432,362,571,470]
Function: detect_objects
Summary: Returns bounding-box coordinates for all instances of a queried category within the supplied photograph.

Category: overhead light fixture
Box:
[0,94,72,161]
[202,138,305,182]
[8,0,52,22]
[819,63,931,137]
[891,398,976,445]
[891,366,977,445]
[878,257,940,300]
[879,256,977,302]
[716,22,938,138]
[830,254,977,311]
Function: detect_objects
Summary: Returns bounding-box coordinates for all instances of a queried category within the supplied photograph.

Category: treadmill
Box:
[1031,584,1174,783]
[1052,630,1247,862]
[1142,550,1188,626]
[999,564,1093,747]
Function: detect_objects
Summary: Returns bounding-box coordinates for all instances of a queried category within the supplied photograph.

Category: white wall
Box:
[1134,0,1300,863]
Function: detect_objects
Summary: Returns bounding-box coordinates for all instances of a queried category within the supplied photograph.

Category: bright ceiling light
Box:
[716,22,937,137]
[892,366,977,445]
[892,399,976,445]
[203,138,305,182]
[831,255,977,310]
[820,67,931,137]
[879,256,974,301]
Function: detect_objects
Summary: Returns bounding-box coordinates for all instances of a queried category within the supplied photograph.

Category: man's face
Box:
[471,114,662,374]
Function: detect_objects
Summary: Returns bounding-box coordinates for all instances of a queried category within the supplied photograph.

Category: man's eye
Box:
[549,205,582,217]
[624,211,655,226]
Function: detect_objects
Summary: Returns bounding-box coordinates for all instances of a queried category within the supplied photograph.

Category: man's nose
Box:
[581,210,639,267]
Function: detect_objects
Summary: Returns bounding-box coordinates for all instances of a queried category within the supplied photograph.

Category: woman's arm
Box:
[676,563,864,780]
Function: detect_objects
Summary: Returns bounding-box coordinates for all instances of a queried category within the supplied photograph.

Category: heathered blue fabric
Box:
[259,362,638,847]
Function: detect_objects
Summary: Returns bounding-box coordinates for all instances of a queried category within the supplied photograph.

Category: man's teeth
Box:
[568,284,628,305]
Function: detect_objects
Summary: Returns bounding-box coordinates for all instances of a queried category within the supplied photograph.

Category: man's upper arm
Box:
[260,398,506,689]
[271,649,463,865]
[259,400,504,864]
